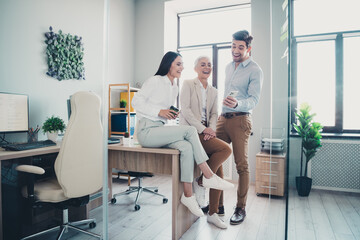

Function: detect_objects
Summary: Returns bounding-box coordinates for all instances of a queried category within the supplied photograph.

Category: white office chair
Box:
[16,91,103,239]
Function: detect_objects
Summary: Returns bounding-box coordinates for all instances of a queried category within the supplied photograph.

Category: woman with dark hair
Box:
[132,51,234,217]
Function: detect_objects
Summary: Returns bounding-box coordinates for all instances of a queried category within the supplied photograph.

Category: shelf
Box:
[108,83,138,138]
[109,109,136,114]
[108,83,139,92]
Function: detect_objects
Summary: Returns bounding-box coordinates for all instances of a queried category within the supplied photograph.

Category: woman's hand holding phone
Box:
[159,106,180,119]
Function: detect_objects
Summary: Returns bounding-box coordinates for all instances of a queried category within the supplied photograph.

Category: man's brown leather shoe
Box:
[230,207,246,225]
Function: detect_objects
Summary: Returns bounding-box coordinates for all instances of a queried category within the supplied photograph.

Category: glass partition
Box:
[0,0,107,239]
[287,0,360,239]
[177,0,289,239]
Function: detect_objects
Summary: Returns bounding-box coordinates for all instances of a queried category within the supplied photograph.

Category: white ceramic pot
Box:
[47,131,58,142]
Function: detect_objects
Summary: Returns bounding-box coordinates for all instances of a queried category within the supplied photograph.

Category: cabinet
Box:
[108,83,139,137]
[255,152,286,196]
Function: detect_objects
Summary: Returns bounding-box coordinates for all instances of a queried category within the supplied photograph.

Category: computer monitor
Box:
[0,92,29,133]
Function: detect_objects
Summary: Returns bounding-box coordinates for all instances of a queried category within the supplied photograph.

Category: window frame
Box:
[177,4,250,90]
[290,6,360,134]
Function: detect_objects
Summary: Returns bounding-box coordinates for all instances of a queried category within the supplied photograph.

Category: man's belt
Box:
[221,112,249,119]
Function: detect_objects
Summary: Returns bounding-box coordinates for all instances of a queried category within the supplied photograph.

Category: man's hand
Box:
[158,109,179,119]
[223,96,238,108]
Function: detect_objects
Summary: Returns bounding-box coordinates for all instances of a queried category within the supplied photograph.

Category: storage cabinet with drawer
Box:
[255,152,286,196]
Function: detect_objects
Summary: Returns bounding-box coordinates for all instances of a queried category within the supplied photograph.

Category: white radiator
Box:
[310,139,360,193]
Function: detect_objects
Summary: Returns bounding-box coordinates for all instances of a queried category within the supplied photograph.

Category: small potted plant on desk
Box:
[120,99,127,112]
[42,116,66,142]
[293,103,323,196]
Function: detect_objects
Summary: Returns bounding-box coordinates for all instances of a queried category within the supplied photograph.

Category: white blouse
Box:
[132,75,178,123]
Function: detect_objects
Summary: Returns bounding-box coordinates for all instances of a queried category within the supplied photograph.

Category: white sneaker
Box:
[193,177,206,207]
[180,193,204,217]
[202,174,234,190]
[207,213,227,229]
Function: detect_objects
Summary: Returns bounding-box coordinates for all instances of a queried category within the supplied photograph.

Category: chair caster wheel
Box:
[155,189,158,192]
[111,198,117,204]
[89,222,96,229]
[135,205,140,211]
[163,198,168,204]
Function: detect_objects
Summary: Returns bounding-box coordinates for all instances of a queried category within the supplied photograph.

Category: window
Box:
[179,6,251,46]
[177,4,251,110]
[291,0,360,134]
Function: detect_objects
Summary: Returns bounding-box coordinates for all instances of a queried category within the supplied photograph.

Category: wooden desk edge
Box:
[108,144,180,155]
[0,146,61,161]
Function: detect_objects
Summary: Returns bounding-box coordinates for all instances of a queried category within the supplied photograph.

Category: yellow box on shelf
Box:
[120,92,136,112]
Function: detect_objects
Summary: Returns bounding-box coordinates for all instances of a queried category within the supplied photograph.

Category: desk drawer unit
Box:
[255,152,286,196]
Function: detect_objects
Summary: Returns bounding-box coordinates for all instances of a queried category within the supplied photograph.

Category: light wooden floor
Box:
[109,175,287,240]
[288,187,360,240]
[29,175,360,240]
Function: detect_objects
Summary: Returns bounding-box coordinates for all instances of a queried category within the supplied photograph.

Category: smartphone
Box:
[228,90,239,98]
[170,106,179,116]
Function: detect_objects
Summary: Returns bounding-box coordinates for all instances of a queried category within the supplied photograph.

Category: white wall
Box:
[0,0,136,142]
[134,0,166,87]
[0,0,104,141]
[251,0,289,184]
[249,0,272,182]
[108,0,135,85]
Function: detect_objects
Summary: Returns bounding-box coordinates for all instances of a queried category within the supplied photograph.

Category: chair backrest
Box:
[55,91,103,198]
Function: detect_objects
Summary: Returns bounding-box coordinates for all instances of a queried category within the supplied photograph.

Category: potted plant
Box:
[120,99,127,111]
[293,103,323,196]
[42,116,66,142]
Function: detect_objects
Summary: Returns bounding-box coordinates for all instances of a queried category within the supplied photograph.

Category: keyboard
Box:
[2,140,57,151]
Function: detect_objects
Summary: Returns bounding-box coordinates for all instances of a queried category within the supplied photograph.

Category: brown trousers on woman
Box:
[199,134,231,215]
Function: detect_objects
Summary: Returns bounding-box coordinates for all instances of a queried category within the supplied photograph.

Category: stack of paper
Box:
[261,138,284,153]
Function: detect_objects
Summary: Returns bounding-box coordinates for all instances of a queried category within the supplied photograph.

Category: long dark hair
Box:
[154,51,182,76]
